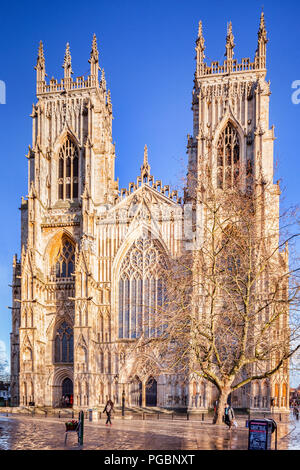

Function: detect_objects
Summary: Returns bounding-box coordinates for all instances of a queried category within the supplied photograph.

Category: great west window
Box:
[118,237,167,339]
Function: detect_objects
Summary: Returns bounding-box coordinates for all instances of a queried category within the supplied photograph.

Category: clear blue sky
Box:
[0,0,299,386]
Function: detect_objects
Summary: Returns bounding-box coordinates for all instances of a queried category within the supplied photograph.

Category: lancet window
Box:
[54,239,75,278]
[217,123,240,189]
[54,321,74,363]
[58,138,79,200]
[118,237,167,339]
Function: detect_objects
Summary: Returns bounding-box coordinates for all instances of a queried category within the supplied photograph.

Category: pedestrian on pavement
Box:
[224,403,235,430]
[103,399,114,426]
[213,400,218,424]
[295,405,299,420]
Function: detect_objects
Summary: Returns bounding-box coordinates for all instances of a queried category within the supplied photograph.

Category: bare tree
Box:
[128,165,300,424]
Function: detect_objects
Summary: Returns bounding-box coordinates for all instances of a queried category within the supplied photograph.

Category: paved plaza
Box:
[0,412,299,450]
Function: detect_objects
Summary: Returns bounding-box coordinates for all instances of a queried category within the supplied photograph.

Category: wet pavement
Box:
[0,413,299,450]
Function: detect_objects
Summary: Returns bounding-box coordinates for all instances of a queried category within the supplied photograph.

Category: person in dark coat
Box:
[224,403,235,430]
[103,399,114,426]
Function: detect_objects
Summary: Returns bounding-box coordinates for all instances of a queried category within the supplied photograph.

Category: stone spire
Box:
[225,21,235,63]
[195,21,206,79]
[141,145,150,179]
[35,41,46,93]
[62,43,73,82]
[255,10,268,69]
[89,33,100,83]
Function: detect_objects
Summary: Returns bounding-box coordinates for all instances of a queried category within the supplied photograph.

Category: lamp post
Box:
[114,374,133,417]
[122,388,125,417]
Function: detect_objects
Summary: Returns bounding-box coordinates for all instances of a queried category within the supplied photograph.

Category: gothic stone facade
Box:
[10,15,289,412]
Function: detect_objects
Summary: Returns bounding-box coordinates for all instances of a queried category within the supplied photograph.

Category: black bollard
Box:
[78,410,84,446]
[202,413,204,421]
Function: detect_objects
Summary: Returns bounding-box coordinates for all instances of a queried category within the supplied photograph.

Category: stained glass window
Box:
[55,239,75,278]
[118,237,167,339]
[54,321,73,363]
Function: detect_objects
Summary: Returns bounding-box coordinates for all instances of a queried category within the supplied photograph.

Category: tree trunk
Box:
[214,388,231,425]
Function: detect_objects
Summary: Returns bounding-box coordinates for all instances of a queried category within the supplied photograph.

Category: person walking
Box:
[224,403,235,430]
[103,399,114,426]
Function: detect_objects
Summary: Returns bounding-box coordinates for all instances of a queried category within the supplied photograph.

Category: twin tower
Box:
[10,14,289,413]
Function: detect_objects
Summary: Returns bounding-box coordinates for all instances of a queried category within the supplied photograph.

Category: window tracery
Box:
[58,138,79,200]
[118,237,167,339]
[217,123,240,189]
[54,321,74,363]
[53,239,75,278]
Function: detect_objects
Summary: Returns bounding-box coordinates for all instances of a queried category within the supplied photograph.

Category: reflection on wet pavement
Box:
[0,413,298,450]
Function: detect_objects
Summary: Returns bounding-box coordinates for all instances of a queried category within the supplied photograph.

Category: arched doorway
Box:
[146,377,157,406]
[62,377,73,407]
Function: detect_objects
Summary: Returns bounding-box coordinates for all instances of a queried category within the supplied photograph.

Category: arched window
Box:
[54,238,75,278]
[217,123,240,189]
[58,138,79,200]
[118,237,167,339]
[54,321,74,363]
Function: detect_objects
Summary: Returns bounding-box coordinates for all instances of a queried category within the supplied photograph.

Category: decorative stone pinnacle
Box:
[107,89,111,105]
[225,21,235,59]
[198,21,203,38]
[37,41,45,64]
[63,42,73,77]
[144,145,148,165]
[196,20,205,51]
[260,11,264,26]
[141,144,150,177]
[35,41,46,72]
[90,33,99,62]
[258,10,267,41]
[35,40,46,91]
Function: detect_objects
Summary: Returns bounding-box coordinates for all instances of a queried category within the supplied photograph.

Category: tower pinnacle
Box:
[35,41,46,93]
[141,145,150,179]
[89,33,100,83]
[255,10,268,69]
[62,43,73,82]
[195,21,206,79]
[225,21,235,62]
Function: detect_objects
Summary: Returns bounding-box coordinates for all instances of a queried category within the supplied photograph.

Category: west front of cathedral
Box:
[10,14,290,413]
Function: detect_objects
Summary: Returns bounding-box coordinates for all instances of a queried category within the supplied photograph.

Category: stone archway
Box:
[146,377,157,406]
[62,377,73,407]
[52,368,73,408]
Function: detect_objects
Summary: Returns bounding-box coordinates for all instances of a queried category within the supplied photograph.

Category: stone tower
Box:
[11,34,183,409]
[10,35,119,407]
[186,13,289,412]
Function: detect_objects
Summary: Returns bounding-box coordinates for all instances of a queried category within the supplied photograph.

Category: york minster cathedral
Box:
[10,13,289,413]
